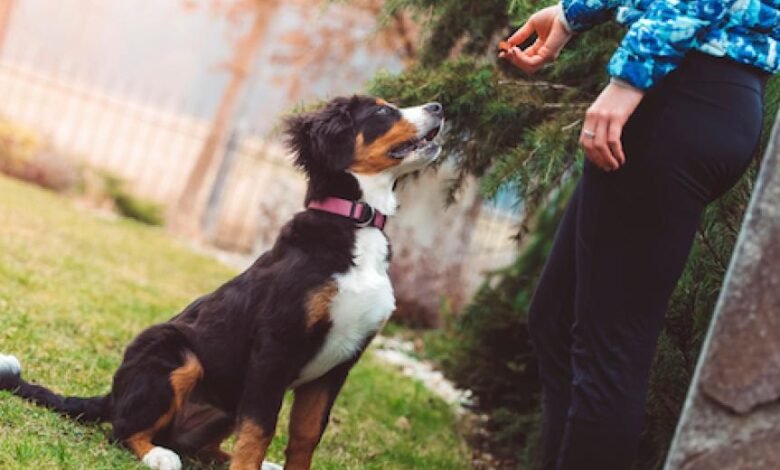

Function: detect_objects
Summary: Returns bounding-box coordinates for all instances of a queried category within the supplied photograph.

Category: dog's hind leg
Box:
[110,330,204,470]
[127,353,201,470]
[156,401,234,464]
[125,353,202,470]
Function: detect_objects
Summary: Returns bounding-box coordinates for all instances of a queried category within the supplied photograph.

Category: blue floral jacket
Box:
[560,0,780,90]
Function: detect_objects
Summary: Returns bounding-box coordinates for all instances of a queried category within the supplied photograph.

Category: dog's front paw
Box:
[142,447,182,470]
[261,462,284,470]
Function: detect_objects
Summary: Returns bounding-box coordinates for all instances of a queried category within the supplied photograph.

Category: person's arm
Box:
[501,1,739,171]
[563,0,739,171]
[608,0,737,90]
[560,0,621,33]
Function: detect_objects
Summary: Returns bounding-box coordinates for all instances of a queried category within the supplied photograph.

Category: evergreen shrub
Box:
[369,0,780,466]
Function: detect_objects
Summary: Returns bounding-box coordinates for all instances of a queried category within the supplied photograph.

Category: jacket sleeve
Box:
[607,0,737,90]
[560,0,622,33]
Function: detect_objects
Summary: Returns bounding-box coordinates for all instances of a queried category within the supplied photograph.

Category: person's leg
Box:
[528,183,582,470]
[556,156,705,469]
[556,55,765,469]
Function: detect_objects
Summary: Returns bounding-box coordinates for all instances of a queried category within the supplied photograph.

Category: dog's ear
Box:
[286,97,357,174]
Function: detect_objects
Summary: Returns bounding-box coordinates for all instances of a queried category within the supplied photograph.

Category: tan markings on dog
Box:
[285,381,331,469]
[351,119,418,174]
[231,420,273,470]
[126,353,204,459]
[169,354,203,408]
[375,98,388,106]
[126,431,157,460]
[305,281,338,328]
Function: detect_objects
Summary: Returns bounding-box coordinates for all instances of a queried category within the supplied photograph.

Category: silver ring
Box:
[355,205,375,227]
[583,129,596,138]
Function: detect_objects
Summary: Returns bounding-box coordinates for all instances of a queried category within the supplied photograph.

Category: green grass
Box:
[0,175,469,469]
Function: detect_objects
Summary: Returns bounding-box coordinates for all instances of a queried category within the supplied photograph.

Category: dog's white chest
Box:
[293,229,394,387]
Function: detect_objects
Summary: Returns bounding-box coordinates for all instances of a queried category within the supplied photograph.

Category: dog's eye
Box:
[376,106,391,116]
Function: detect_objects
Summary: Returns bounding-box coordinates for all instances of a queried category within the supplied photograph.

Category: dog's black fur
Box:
[0,95,442,469]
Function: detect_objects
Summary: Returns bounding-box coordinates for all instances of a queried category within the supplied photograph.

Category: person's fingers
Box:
[582,115,616,171]
[580,113,602,169]
[589,117,612,170]
[503,40,550,74]
[533,44,560,63]
[606,118,626,166]
[500,48,524,69]
[592,116,618,170]
[504,47,545,73]
[519,47,546,65]
[499,48,523,68]
[507,20,536,47]
[525,38,543,57]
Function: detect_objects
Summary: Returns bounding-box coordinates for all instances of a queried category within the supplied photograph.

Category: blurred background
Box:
[0,0,521,328]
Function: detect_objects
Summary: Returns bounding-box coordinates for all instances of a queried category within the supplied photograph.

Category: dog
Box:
[0,95,444,470]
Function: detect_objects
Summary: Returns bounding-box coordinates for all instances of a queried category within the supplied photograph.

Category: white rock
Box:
[372,337,473,412]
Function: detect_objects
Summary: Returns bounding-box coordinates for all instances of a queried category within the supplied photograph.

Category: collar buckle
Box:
[351,202,375,227]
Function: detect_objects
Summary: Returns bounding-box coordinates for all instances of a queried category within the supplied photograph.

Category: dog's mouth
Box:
[423,125,441,142]
[388,125,442,159]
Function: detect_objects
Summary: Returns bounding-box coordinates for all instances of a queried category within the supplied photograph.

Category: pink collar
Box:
[308,198,387,230]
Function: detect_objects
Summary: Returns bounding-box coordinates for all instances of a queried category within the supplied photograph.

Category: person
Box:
[499,1,778,469]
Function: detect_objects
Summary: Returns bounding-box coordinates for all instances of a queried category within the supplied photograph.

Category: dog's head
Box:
[285,95,444,208]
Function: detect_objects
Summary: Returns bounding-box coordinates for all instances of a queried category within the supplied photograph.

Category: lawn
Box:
[0,175,470,469]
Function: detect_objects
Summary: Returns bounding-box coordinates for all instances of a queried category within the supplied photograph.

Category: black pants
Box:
[528,52,768,470]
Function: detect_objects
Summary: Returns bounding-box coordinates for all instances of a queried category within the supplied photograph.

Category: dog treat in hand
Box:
[498,41,513,53]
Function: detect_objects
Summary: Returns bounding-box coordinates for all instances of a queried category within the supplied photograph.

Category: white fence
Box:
[0,58,306,252]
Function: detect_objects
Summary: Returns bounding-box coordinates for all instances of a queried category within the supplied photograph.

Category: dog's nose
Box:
[424,102,443,117]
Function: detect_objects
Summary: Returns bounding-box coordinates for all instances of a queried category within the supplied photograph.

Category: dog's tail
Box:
[0,354,110,423]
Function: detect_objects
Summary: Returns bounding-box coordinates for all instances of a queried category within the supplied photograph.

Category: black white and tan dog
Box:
[0,96,444,470]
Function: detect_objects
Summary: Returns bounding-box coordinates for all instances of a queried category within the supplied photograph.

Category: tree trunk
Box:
[171,0,278,237]
[0,0,17,55]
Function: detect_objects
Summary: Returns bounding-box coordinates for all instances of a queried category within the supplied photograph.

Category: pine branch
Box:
[542,102,590,109]
[561,119,582,132]
[497,79,577,91]
[696,227,729,272]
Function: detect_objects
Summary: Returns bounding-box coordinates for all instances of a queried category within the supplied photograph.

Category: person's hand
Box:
[580,82,645,171]
[499,5,573,74]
